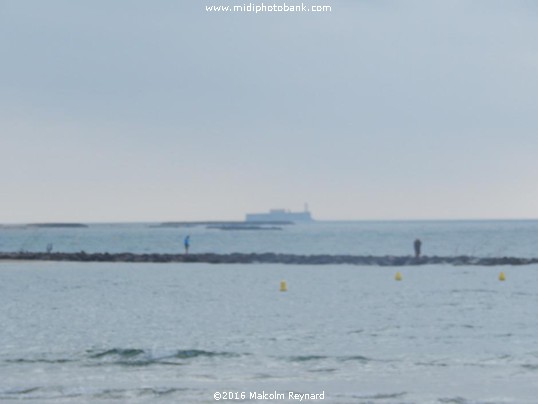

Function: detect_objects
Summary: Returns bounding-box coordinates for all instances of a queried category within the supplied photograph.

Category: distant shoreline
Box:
[0,252,537,266]
[2,219,538,229]
[0,223,89,229]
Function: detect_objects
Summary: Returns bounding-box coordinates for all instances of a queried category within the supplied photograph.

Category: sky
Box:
[1,0,537,223]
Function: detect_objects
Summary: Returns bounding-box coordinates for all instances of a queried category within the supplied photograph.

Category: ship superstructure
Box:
[246,205,313,223]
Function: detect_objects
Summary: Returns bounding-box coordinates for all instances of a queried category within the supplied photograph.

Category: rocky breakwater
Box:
[1,252,538,266]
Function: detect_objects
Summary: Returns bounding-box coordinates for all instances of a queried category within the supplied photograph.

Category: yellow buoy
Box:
[499,272,506,281]
[280,280,287,292]
[395,272,402,281]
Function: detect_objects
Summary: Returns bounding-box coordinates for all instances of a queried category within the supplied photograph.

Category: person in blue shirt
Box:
[184,235,190,255]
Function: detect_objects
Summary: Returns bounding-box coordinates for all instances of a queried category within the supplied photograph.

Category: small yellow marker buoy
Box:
[499,272,506,281]
[280,280,287,292]
[395,272,402,281]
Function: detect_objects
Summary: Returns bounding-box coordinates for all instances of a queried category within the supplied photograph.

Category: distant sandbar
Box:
[26,223,88,228]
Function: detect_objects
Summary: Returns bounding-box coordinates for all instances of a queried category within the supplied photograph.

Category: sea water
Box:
[1,222,538,403]
[2,220,538,257]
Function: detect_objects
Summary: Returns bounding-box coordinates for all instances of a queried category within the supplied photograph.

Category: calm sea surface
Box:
[1,221,537,403]
[1,220,538,257]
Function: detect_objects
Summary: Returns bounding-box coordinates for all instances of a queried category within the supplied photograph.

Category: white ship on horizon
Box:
[245,204,313,223]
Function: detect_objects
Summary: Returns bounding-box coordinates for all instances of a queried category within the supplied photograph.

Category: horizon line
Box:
[2,217,538,226]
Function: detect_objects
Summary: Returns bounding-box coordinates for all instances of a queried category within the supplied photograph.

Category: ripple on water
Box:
[84,348,243,367]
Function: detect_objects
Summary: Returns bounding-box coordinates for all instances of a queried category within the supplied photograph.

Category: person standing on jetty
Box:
[184,235,190,255]
[414,238,422,258]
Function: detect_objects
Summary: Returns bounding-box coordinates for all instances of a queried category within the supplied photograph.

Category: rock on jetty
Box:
[1,252,538,266]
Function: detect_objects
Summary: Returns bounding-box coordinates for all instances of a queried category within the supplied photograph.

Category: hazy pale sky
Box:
[1,1,537,223]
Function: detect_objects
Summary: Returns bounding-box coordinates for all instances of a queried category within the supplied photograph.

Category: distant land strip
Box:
[1,252,538,266]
